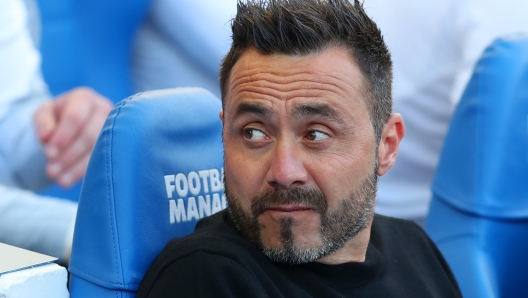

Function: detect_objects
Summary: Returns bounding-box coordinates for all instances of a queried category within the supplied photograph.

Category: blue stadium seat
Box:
[36,0,152,201]
[37,0,151,102]
[68,88,225,297]
[425,35,528,298]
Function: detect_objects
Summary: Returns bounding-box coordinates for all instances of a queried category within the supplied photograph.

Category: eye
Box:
[243,128,267,140]
[305,130,329,141]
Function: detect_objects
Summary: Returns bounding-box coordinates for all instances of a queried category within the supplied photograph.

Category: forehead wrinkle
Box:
[234,66,360,91]
[276,60,364,98]
[226,48,369,113]
[232,75,358,104]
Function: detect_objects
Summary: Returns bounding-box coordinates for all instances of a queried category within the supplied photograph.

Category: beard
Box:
[224,170,378,265]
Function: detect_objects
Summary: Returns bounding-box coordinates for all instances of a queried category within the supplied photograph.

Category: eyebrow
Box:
[233,102,271,120]
[291,103,342,121]
[232,102,345,125]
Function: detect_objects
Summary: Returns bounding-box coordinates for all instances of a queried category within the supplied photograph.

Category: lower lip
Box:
[262,208,315,216]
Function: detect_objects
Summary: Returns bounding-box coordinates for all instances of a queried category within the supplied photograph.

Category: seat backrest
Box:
[37,0,151,102]
[68,88,225,297]
[36,0,151,202]
[425,35,528,298]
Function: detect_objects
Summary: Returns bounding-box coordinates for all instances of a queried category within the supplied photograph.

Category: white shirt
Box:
[0,0,49,189]
[365,0,528,222]
[0,0,76,261]
[132,0,236,98]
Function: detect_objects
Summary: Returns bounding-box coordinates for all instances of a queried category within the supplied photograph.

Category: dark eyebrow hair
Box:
[233,102,271,120]
[292,103,341,120]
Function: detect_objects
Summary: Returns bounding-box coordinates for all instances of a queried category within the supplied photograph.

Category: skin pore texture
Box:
[221,47,404,265]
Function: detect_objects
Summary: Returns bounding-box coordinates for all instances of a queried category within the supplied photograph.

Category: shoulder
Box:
[371,214,428,241]
[137,210,268,297]
[370,214,462,296]
[152,210,254,267]
[371,214,451,274]
[163,210,256,260]
[370,214,440,258]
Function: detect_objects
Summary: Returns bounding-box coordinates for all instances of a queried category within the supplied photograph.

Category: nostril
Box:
[267,176,306,190]
[267,181,280,189]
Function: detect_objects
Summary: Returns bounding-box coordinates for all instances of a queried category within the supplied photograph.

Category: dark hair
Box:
[219,0,392,140]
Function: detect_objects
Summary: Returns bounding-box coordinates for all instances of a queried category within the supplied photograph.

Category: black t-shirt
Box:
[138,210,461,298]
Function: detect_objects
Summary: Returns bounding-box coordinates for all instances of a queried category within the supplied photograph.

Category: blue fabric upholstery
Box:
[425,35,528,298]
[37,0,151,102]
[36,0,152,202]
[68,88,225,297]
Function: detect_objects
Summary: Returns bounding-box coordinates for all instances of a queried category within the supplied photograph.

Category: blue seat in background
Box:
[37,0,151,101]
[425,35,528,298]
[36,0,152,201]
[68,88,225,297]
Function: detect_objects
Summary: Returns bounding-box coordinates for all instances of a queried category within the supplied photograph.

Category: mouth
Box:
[267,205,313,212]
[258,205,319,226]
[263,205,315,214]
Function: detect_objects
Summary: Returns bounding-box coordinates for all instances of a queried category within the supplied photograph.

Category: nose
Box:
[265,140,309,189]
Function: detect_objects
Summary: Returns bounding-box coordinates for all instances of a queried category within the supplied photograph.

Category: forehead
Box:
[224,47,369,117]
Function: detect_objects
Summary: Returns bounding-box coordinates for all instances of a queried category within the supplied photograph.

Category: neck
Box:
[314,222,372,265]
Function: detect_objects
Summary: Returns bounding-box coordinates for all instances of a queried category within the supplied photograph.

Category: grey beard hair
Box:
[225,169,378,265]
[259,174,376,264]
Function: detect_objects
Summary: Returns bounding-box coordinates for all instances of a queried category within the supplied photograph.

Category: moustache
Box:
[251,187,328,217]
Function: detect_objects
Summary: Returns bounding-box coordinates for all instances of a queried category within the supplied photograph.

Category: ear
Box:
[219,110,224,126]
[377,113,405,176]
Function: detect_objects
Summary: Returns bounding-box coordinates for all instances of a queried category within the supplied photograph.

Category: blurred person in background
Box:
[364,0,528,225]
[0,0,112,264]
[132,0,237,98]
[35,0,151,201]
[133,0,528,225]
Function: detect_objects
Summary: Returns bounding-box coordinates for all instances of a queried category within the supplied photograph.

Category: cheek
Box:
[308,139,376,207]
[224,143,266,208]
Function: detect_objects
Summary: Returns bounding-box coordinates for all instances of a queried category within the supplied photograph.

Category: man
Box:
[138,0,461,297]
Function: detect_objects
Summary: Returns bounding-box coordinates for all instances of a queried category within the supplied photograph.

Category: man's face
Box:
[221,47,378,264]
